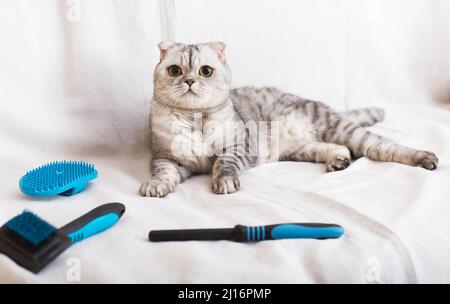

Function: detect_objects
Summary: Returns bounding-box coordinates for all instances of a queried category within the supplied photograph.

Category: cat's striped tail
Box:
[338,107,385,127]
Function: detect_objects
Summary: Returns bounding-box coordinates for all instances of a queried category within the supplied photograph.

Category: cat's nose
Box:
[185,79,195,87]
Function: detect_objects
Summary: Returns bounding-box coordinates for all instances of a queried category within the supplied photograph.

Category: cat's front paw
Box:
[415,151,439,170]
[212,176,240,195]
[140,180,174,197]
[326,156,351,172]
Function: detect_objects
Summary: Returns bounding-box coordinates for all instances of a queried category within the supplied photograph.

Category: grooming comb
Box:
[19,161,98,197]
[149,223,345,242]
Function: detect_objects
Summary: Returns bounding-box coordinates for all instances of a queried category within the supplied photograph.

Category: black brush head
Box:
[0,211,71,273]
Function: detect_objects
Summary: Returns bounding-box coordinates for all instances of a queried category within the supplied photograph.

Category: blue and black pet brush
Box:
[149,223,345,242]
[19,161,98,197]
[0,203,125,273]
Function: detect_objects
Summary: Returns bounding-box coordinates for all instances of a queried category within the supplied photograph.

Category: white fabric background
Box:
[0,0,449,283]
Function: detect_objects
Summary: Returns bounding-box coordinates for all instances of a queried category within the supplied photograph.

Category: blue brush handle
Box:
[59,203,125,244]
[235,223,344,242]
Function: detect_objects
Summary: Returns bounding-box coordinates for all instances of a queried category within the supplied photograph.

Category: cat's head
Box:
[153,41,231,110]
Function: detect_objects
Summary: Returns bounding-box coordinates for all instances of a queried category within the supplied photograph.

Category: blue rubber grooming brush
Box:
[19,161,98,197]
[0,203,125,273]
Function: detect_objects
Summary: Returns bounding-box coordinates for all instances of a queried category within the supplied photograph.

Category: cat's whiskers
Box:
[193,85,208,97]
[154,87,178,114]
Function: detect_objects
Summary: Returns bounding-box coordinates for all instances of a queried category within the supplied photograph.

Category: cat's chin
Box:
[174,100,227,110]
[171,93,229,110]
[182,90,198,97]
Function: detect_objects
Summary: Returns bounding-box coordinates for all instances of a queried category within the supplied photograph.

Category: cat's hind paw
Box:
[326,156,351,172]
[212,176,240,195]
[416,151,439,170]
[140,180,174,197]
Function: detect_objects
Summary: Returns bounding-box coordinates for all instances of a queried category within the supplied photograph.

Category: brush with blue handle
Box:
[0,203,125,273]
[149,223,344,242]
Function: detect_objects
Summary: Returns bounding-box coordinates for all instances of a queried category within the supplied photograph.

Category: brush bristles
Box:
[6,211,57,245]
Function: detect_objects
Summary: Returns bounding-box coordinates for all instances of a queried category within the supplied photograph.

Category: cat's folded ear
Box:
[208,41,226,61]
[158,41,176,60]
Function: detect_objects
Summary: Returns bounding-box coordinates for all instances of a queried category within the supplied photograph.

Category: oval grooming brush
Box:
[19,161,98,197]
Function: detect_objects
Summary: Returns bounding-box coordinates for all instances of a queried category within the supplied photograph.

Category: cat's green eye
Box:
[199,65,213,77]
[167,65,182,77]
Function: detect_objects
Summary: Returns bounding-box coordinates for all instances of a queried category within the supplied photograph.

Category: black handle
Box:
[149,228,233,242]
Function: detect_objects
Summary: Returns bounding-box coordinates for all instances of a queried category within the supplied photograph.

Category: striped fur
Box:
[140,42,438,197]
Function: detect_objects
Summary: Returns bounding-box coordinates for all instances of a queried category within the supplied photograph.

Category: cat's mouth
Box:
[183,89,198,96]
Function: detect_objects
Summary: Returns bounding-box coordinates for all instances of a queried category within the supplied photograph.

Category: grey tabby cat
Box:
[140,41,438,197]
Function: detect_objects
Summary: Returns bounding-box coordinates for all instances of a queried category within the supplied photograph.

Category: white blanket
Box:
[1,0,450,283]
